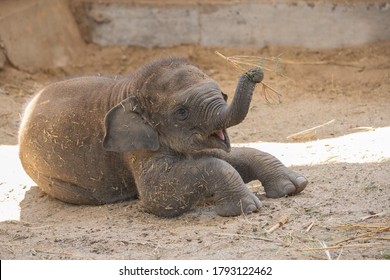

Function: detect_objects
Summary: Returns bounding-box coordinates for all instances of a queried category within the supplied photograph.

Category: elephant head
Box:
[103,57,263,154]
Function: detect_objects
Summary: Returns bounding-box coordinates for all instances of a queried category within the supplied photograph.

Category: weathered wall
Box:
[1,0,389,71]
[0,0,85,72]
[79,0,390,49]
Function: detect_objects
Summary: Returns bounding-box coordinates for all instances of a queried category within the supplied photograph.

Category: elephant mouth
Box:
[213,130,226,141]
[210,129,230,151]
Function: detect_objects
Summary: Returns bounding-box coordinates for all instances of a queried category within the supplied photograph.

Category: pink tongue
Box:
[214,130,225,141]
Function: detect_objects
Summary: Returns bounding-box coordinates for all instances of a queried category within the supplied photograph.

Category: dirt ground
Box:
[0,41,389,260]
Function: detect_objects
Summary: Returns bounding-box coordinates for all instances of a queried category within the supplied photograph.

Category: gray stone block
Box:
[85,1,390,49]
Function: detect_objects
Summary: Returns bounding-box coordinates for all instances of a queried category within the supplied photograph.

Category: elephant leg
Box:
[35,175,138,205]
[135,157,262,217]
[208,147,308,198]
[36,176,103,205]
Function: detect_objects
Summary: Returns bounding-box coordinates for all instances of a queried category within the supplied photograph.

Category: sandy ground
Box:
[0,42,389,259]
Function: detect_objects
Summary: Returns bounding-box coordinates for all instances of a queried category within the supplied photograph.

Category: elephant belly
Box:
[19,79,138,204]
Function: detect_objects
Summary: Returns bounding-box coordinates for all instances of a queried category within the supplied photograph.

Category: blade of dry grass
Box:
[286,119,335,140]
[319,241,332,260]
[360,211,388,221]
[305,222,315,233]
[213,232,276,243]
[335,224,389,230]
[300,242,383,252]
[330,226,390,246]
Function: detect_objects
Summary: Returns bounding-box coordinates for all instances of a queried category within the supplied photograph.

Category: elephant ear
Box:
[103,97,159,152]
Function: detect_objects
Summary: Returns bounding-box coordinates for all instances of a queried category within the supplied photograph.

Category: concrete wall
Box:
[85,1,390,49]
[1,0,389,72]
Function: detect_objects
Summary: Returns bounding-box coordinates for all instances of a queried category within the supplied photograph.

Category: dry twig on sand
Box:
[330,224,390,246]
[304,221,315,233]
[213,232,276,243]
[360,211,388,221]
[267,215,289,234]
[300,242,383,252]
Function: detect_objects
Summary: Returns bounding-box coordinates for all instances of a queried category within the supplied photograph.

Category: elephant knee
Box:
[138,186,196,217]
[142,201,191,218]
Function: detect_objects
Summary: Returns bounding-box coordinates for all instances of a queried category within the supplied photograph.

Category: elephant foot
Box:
[263,168,308,198]
[215,189,262,217]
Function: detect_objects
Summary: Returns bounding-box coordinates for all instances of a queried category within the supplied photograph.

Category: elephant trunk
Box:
[216,68,264,129]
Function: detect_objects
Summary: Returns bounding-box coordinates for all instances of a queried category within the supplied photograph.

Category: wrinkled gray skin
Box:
[19,57,307,217]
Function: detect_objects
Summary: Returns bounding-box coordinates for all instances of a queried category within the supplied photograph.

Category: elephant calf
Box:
[19,57,307,217]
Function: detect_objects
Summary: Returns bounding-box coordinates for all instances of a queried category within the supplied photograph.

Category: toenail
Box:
[284,184,295,195]
[245,205,257,213]
[296,176,308,187]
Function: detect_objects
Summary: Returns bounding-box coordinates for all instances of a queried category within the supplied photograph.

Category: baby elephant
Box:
[19,57,307,217]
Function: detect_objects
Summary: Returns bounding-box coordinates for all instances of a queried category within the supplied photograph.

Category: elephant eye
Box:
[176,107,189,121]
[221,91,228,102]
